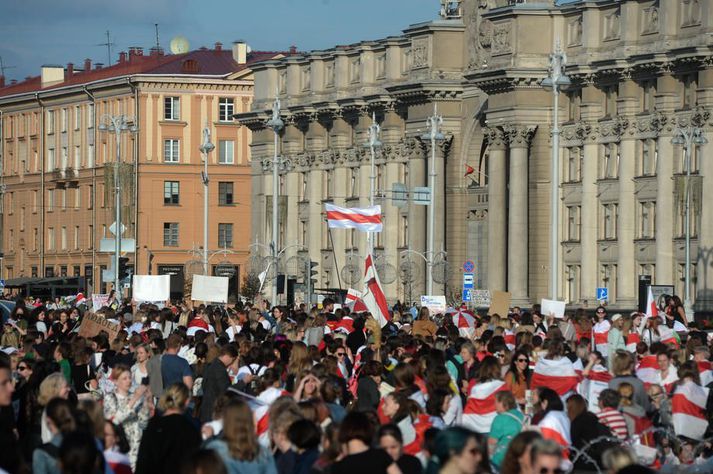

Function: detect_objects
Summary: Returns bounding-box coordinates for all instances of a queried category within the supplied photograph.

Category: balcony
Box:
[51,167,79,187]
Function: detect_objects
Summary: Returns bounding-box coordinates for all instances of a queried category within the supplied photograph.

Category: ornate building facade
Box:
[240,0,713,313]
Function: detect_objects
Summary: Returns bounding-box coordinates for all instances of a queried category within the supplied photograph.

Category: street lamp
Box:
[199,127,215,276]
[366,112,382,255]
[266,96,284,306]
[98,114,137,298]
[421,106,445,296]
[672,124,708,315]
[541,40,570,300]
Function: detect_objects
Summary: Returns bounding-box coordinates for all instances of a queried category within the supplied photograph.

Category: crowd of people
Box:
[0,291,712,474]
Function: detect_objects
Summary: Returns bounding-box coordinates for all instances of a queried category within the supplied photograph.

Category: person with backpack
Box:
[33,398,76,474]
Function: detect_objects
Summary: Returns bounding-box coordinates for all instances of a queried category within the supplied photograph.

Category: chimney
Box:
[95,63,104,70]
[84,58,92,71]
[67,63,74,76]
[232,40,247,64]
[10,79,17,85]
[118,52,127,64]
[0,76,4,88]
[128,47,144,61]
[41,65,65,87]
[289,45,297,55]
[214,42,223,52]
[149,47,163,57]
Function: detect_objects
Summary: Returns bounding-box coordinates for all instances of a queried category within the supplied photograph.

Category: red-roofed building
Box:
[0,42,289,299]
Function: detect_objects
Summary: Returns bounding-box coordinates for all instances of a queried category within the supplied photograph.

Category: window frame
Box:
[164,139,180,163]
[218,97,235,122]
[218,140,235,164]
[164,181,180,205]
[218,181,234,205]
[163,222,179,247]
[164,96,180,121]
[218,223,234,248]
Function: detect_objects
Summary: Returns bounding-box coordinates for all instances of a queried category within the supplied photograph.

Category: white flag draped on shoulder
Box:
[325,203,383,232]
[362,254,391,327]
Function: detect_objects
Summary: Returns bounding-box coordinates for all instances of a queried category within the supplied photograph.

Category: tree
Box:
[241,272,262,302]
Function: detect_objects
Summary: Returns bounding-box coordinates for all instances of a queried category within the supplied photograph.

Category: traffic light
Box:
[309,261,319,289]
[118,257,130,280]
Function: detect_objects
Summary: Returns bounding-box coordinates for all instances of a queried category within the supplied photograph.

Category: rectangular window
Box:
[61,108,67,132]
[163,222,179,247]
[218,223,233,248]
[641,80,656,113]
[164,97,180,120]
[74,146,81,169]
[299,221,307,247]
[218,98,234,121]
[566,205,581,242]
[566,148,582,183]
[73,265,81,277]
[600,264,617,302]
[164,181,180,205]
[61,147,68,170]
[682,73,698,108]
[31,266,38,278]
[601,203,618,240]
[88,144,94,168]
[45,266,55,278]
[218,182,234,205]
[600,143,619,179]
[638,201,656,239]
[299,172,308,201]
[399,215,409,248]
[74,105,81,130]
[88,225,93,250]
[87,104,94,128]
[349,168,359,197]
[60,265,67,277]
[32,190,38,213]
[604,84,618,117]
[47,148,56,171]
[676,201,700,238]
[33,228,38,251]
[164,139,180,163]
[61,189,67,211]
[61,226,67,250]
[88,184,94,209]
[218,140,234,164]
[20,207,25,231]
[47,228,55,250]
[74,226,79,250]
[639,264,656,284]
[74,187,81,209]
[637,139,657,177]
[565,265,581,304]
[47,190,54,212]
[47,110,55,134]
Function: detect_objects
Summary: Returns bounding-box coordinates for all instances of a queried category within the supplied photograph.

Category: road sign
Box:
[463,260,475,273]
[596,287,609,301]
[0,279,5,289]
[462,288,472,302]
[463,273,474,289]
[99,238,135,253]
[109,222,126,236]
[412,187,431,205]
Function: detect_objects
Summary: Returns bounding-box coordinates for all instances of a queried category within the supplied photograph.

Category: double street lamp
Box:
[266,97,285,306]
[421,108,445,296]
[199,127,215,276]
[541,41,571,300]
[672,124,708,314]
[98,114,137,297]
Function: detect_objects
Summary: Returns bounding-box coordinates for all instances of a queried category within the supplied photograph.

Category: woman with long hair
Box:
[135,383,201,474]
[33,398,77,474]
[504,349,530,407]
[130,344,152,389]
[103,364,150,467]
[205,399,277,474]
[286,342,311,393]
[425,427,489,474]
[532,387,571,453]
[331,411,400,474]
[499,431,542,474]
[378,424,423,474]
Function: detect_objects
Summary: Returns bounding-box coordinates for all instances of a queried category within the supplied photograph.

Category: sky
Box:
[0,0,437,82]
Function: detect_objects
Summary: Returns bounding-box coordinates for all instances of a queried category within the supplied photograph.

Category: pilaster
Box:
[485,127,507,292]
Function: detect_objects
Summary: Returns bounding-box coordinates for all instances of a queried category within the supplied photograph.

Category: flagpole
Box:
[328,225,343,298]
[367,112,381,258]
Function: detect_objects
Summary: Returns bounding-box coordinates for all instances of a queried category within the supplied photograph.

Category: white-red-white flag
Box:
[531,357,580,396]
[592,320,611,357]
[462,379,506,433]
[362,254,390,327]
[672,380,709,440]
[345,288,368,312]
[645,286,658,320]
[325,203,382,232]
[538,410,572,454]
[636,355,660,389]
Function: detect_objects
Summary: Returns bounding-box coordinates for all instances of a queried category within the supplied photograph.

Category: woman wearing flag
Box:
[671,361,708,441]
[532,387,571,454]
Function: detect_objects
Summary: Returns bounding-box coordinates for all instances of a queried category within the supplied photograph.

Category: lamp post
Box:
[421,107,445,296]
[199,127,215,276]
[266,96,284,306]
[98,114,137,298]
[541,40,570,300]
[366,112,382,255]
[672,124,708,315]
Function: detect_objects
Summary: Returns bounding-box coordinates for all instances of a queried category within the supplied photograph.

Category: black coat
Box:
[199,358,230,423]
[135,414,201,474]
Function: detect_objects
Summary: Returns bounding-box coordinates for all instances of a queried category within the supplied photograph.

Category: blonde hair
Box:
[602,446,637,472]
[158,383,190,412]
[287,342,311,376]
[223,399,260,461]
[38,372,68,406]
[110,364,131,381]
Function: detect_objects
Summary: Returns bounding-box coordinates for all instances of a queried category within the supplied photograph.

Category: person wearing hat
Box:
[607,314,626,370]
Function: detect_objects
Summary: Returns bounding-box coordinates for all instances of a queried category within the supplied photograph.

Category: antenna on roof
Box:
[155,24,161,50]
[96,30,115,66]
[0,56,16,77]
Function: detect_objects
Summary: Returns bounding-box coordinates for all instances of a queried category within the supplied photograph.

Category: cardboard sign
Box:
[541,299,566,319]
[91,294,109,310]
[420,295,447,315]
[133,275,170,302]
[488,290,511,317]
[191,274,229,303]
[78,312,120,341]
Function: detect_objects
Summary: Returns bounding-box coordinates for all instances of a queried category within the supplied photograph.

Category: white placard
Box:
[191,274,229,303]
[541,298,566,319]
[420,295,447,315]
[133,275,170,302]
[471,290,491,308]
[91,294,109,310]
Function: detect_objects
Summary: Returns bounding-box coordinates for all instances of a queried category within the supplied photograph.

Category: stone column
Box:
[486,127,507,292]
[616,79,639,308]
[695,66,713,313]
[580,131,599,303]
[505,125,536,304]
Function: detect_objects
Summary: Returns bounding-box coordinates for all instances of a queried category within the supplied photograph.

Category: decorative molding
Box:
[504,124,537,147]
[484,126,507,150]
[491,23,512,55]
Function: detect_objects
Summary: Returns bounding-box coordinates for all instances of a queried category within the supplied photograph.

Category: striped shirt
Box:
[597,407,629,440]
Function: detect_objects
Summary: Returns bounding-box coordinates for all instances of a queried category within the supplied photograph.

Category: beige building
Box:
[240,0,713,314]
[0,43,285,299]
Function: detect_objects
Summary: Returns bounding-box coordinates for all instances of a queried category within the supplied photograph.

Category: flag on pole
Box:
[645,286,658,320]
[362,254,390,327]
[464,164,475,177]
[345,288,368,312]
[325,203,382,232]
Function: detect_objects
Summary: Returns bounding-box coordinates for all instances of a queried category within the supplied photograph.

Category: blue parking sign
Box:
[462,289,472,302]
[596,287,609,301]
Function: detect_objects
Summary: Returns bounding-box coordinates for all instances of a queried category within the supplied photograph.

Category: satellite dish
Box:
[169,36,190,54]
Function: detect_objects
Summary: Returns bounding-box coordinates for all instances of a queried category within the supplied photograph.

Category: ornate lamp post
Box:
[266,97,284,306]
[421,107,445,296]
[199,127,215,276]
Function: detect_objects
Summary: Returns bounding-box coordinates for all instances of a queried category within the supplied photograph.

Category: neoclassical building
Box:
[239,0,713,314]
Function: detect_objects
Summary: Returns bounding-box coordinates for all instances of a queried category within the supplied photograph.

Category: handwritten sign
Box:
[91,294,109,310]
[420,295,447,315]
[78,312,120,341]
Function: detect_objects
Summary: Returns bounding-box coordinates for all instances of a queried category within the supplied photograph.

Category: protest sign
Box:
[78,312,120,340]
[541,298,566,319]
[191,274,229,303]
[471,290,491,308]
[489,290,511,317]
[420,295,447,315]
[91,294,109,310]
[133,275,170,302]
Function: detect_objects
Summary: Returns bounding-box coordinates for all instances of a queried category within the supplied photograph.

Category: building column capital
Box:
[484,126,507,150]
[504,124,537,148]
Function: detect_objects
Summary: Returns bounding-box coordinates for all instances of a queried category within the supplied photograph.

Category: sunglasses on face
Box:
[336,352,346,357]
[517,358,528,363]
[17,366,29,371]
[597,311,605,314]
